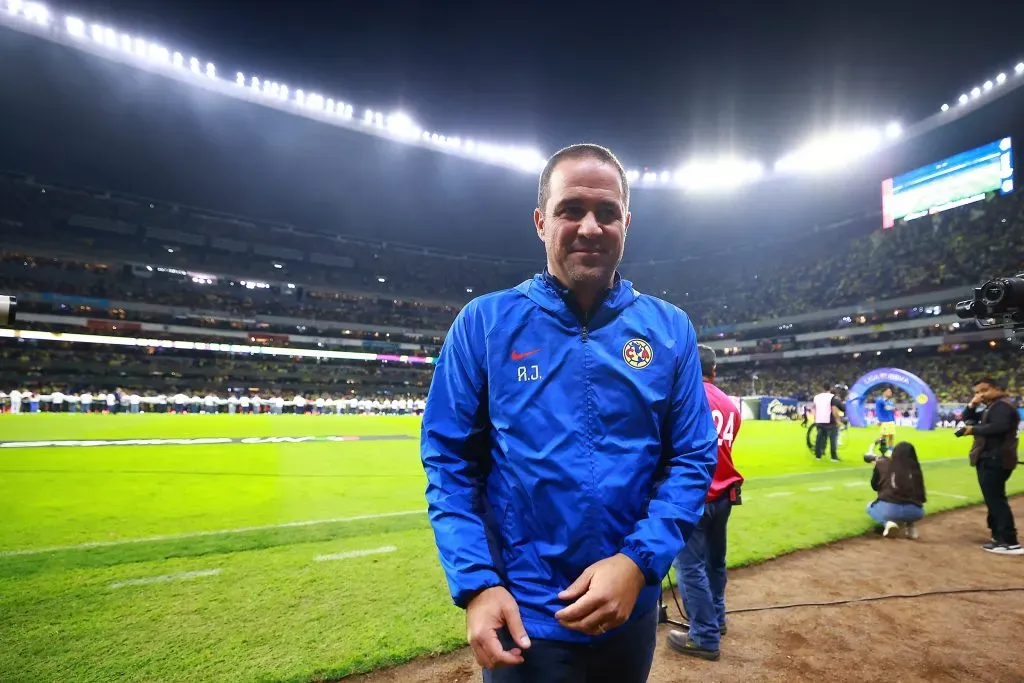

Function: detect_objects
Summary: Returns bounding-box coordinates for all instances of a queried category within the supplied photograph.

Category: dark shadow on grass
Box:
[0,514,432,579]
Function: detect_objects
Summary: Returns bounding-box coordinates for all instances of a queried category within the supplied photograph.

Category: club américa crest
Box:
[622,338,654,369]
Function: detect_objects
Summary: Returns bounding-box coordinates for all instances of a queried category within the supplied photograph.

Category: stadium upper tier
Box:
[715,348,1022,405]
[2,172,1022,336]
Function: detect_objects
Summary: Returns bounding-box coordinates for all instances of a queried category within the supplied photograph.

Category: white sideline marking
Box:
[109,568,221,589]
[808,486,833,492]
[0,510,424,557]
[765,491,793,498]
[930,491,968,500]
[844,482,863,488]
[314,545,398,562]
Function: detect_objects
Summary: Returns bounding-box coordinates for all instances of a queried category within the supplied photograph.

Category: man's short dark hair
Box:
[697,344,716,378]
[975,377,1004,390]
[537,143,630,214]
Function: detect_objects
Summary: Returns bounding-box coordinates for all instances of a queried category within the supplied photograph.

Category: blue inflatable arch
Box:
[845,367,939,431]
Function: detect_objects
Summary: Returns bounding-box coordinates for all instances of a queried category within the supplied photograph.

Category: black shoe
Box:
[983,541,1024,555]
[666,630,721,661]
[830,457,841,462]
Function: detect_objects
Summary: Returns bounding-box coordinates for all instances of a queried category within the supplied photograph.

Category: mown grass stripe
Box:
[0,510,424,557]
[314,546,398,562]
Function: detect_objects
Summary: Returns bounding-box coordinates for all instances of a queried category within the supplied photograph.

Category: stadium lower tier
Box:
[716,348,1023,402]
[0,341,433,396]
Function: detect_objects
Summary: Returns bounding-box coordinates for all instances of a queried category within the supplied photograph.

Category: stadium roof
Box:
[4,1,1024,195]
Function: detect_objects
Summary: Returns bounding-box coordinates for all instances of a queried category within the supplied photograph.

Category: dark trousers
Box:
[815,424,838,459]
[977,459,1018,544]
[673,496,732,651]
[482,608,658,683]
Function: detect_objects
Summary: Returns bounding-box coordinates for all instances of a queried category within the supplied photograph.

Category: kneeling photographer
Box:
[956,378,1021,555]
[866,443,926,540]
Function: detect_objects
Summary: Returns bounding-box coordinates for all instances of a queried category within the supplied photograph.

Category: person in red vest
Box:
[666,344,743,661]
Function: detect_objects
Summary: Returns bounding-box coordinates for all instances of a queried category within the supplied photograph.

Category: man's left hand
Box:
[963,425,974,436]
[554,553,646,636]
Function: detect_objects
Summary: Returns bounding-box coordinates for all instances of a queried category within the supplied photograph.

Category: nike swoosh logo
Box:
[511,348,541,361]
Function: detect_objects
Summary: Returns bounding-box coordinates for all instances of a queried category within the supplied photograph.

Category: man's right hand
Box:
[466,586,531,670]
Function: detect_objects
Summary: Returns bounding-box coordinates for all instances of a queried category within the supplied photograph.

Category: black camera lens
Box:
[982,281,1008,305]
[954,300,978,319]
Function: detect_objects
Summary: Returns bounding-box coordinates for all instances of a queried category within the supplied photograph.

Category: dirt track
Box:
[348,499,1024,683]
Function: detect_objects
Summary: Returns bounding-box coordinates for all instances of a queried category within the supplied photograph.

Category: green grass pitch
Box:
[1,414,1019,682]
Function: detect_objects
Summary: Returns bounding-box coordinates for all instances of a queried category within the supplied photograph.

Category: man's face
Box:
[534,157,630,291]
[883,388,893,399]
[974,382,1000,404]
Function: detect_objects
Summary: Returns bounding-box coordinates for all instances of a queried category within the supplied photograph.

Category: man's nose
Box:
[578,212,602,238]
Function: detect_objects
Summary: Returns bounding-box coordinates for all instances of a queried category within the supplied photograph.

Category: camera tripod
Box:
[657,574,689,628]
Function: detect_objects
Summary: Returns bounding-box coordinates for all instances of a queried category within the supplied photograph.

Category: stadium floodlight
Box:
[959,93,969,105]
[1017,62,1024,74]
[296,89,305,105]
[189,57,200,74]
[971,87,981,98]
[377,276,386,283]
[119,33,130,52]
[626,169,641,182]
[774,128,883,174]
[205,62,215,79]
[386,111,420,139]
[643,171,658,183]
[885,121,902,139]
[279,85,289,100]
[148,44,169,63]
[235,71,245,86]
[940,103,949,112]
[983,80,994,91]
[997,72,1007,84]
[674,158,764,192]
[364,108,373,124]
[64,15,83,36]
[172,51,183,68]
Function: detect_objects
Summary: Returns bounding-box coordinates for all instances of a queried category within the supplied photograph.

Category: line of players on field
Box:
[0,388,426,415]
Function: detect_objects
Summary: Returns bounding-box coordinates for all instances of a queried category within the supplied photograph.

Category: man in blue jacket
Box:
[421,143,719,682]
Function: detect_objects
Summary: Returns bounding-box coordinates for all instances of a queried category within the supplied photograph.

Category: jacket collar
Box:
[514,268,640,329]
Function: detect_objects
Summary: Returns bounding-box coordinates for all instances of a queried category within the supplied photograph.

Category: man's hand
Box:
[466,586,531,670]
[963,425,974,436]
[554,553,646,636]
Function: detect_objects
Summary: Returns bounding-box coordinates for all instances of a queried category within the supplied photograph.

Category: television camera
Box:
[955,274,1024,344]
[0,295,15,327]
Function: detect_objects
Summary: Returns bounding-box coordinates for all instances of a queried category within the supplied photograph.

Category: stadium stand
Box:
[2,167,1023,408]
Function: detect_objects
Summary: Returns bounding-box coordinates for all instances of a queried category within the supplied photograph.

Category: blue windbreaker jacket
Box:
[421,272,718,642]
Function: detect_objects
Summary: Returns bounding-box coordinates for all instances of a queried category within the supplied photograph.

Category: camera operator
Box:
[958,377,1021,555]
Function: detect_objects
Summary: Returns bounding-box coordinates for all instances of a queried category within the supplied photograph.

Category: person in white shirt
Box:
[51,390,65,413]
[173,392,187,414]
[190,394,201,414]
[252,394,263,414]
[294,394,307,414]
[239,394,251,414]
[81,391,93,413]
[204,394,218,414]
[130,393,142,414]
[812,382,846,462]
[9,388,22,414]
[315,396,326,415]
[68,392,81,414]
[105,392,116,414]
[228,395,239,415]
[155,394,167,413]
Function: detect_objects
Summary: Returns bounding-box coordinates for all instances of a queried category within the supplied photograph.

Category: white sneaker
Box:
[883,521,899,537]
[905,522,919,540]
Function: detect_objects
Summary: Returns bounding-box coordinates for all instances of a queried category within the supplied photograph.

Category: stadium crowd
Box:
[2,172,1024,402]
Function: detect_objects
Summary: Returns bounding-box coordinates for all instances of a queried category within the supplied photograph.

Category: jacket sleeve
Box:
[971,401,1015,437]
[619,313,718,585]
[420,304,503,608]
[870,463,882,491]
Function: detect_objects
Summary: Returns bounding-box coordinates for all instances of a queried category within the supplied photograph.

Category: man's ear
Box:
[533,207,545,242]
[623,211,631,236]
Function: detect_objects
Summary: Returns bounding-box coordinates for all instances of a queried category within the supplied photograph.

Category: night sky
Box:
[54,0,1024,170]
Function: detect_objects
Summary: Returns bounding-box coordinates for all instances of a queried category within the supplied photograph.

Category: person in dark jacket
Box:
[960,377,1021,555]
[421,143,719,683]
[867,442,927,540]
